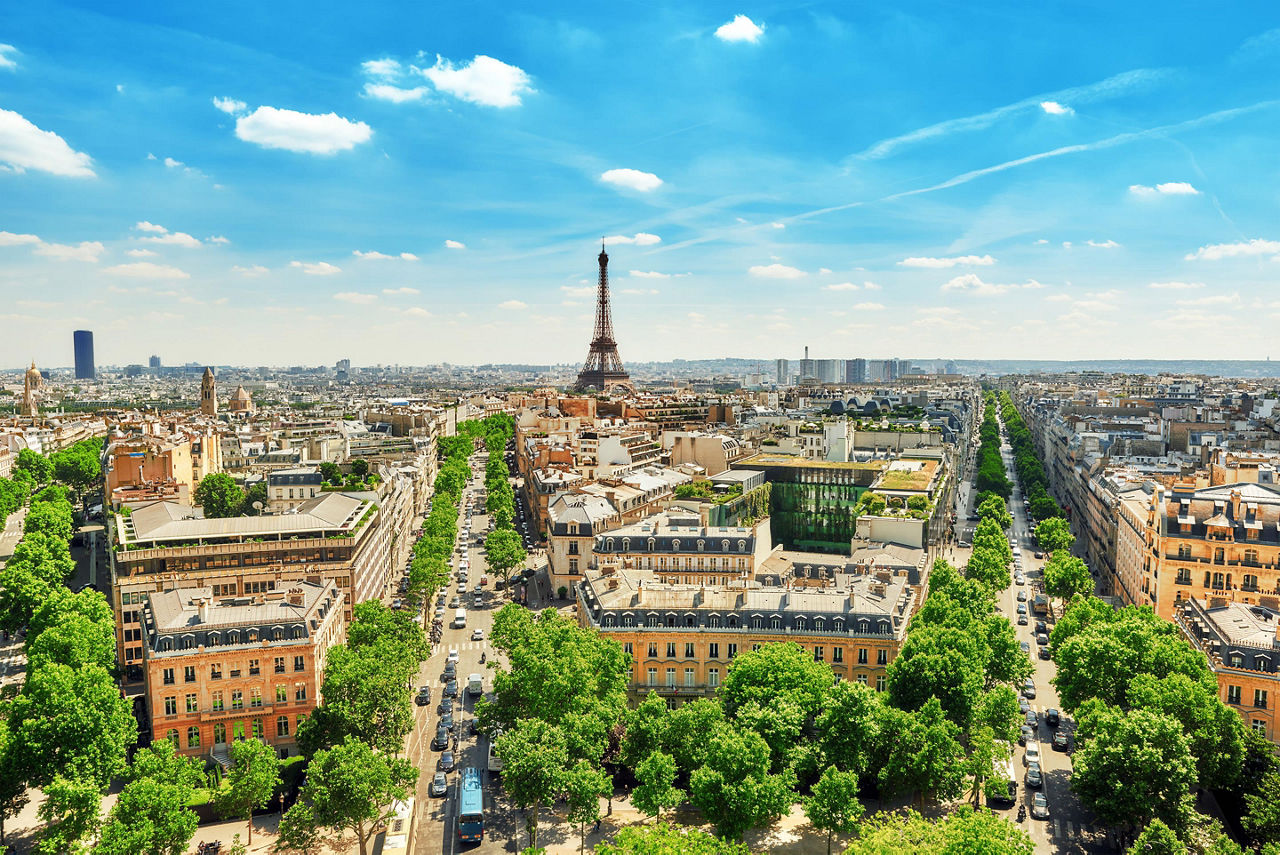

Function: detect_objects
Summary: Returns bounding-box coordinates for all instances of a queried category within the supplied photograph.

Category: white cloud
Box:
[135,221,168,233]
[353,250,394,260]
[333,291,376,304]
[862,281,882,290]
[600,168,663,192]
[363,83,430,103]
[421,55,533,108]
[1130,181,1200,196]
[126,248,158,257]
[899,254,996,268]
[163,156,183,168]
[404,306,431,318]
[1185,239,1280,261]
[824,282,859,291]
[0,44,17,70]
[769,221,785,229]
[1040,101,1073,115]
[0,109,95,177]
[1086,239,1120,248]
[212,97,247,115]
[400,252,418,260]
[853,302,886,311]
[232,265,269,277]
[0,231,40,246]
[749,263,806,279]
[941,273,1042,296]
[235,107,372,154]
[715,15,765,43]
[621,288,660,295]
[382,286,420,295]
[33,241,103,262]
[1034,238,1049,245]
[1148,281,1204,290]
[1176,293,1241,307]
[604,233,661,246]
[629,270,670,279]
[142,231,202,248]
[290,260,342,275]
[444,239,466,249]
[561,285,597,298]
[498,299,527,310]
[207,235,229,244]
[361,59,402,79]
[104,262,190,279]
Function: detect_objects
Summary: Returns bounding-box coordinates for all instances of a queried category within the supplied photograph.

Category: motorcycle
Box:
[1017,804,1026,822]
[480,652,486,663]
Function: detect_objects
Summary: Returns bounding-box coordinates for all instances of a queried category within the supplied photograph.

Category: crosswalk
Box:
[1049,818,1102,839]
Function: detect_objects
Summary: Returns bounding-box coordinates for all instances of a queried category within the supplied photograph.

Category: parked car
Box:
[415,687,431,707]
[1036,632,1049,646]
[1053,731,1070,752]
[1023,678,1036,699]
[1039,646,1052,660]
[431,725,449,750]
[438,750,455,772]
[430,772,448,797]
[1016,589,1028,602]
[1025,710,1038,728]
[1019,724,1035,745]
[1019,697,1031,714]
[1045,708,1060,727]
[1024,741,1042,767]
[1024,761,1043,788]
[438,698,453,716]
[1035,621,1047,635]
[444,680,458,698]
[440,712,454,731]
[1018,614,1028,626]
[1019,641,1030,655]
[1031,791,1050,819]
[443,662,456,681]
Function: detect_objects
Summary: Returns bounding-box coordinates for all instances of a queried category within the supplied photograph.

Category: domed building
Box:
[228,385,254,416]
[21,361,42,418]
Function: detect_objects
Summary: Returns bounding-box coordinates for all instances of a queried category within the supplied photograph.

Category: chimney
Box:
[287,587,305,606]
[197,597,210,623]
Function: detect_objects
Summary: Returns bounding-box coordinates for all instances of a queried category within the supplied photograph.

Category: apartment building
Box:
[577,558,918,703]
[1176,597,1279,743]
[592,510,775,586]
[141,580,344,760]
[267,467,323,511]
[111,491,384,683]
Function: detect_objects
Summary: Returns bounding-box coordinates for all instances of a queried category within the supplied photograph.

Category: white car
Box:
[1024,741,1041,767]
[447,647,459,666]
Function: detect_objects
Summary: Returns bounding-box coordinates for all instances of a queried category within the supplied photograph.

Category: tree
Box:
[274,803,323,855]
[632,751,684,820]
[1242,769,1280,846]
[1043,552,1093,606]
[1128,673,1245,791]
[720,642,832,722]
[35,774,101,855]
[662,697,724,780]
[241,480,268,515]
[976,495,1012,530]
[596,822,750,855]
[497,719,570,851]
[1127,818,1183,855]
[804,766,864,855]
[97,740,204,855]
[350,459,370,479]
[303,737,418,855]
[347,600,429,664]
[195,473,245,519]
[484,527,527,586]
[0,716,29,847]
[1029,496,1061,521]
[299,640,416,755]
[815,680,884,779]
[318,461,342,484]
[50,444,100,493]
[964,725,1011,808]
[9,662,135,789]
[1071,703,1197,836]
[887,624,985,730]
[1035,517,1074,554]
[877,699,967,806]
[14,449,52,485]
[215,738,280,845]
[1048,593,1114,654]
[23,501,73,541]
[563,759,610,855]
[845,807,1032,855]
[973,686,1021,745]
[688,723,794,841]
[26,608,115,671]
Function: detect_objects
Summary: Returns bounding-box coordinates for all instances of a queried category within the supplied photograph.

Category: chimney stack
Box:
[197,597,210,623]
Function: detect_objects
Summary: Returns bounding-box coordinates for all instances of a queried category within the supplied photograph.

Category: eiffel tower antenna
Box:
[575,241,633,393]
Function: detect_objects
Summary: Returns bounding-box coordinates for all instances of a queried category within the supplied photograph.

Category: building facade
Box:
[73,329,95,380]
[141,580,344,760]
[1176,597,1279,743]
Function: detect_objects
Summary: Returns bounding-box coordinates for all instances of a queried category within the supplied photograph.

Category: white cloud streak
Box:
[235,106,372,154]
[104,262,190,279]
[333,292,377,304]
[898,254,995,268]
[33,241,103,262]
[1185,238,1280,261]
[290,260,342,275]
[0,108,95,177]
[212,97,247,115]
[421,55,533,108]
[748,263,806,279]
[600,168,663,192]
[444,239,466,249]
[1130,181,1200,196]
[941,273,1044,296]
[603,233,661,246]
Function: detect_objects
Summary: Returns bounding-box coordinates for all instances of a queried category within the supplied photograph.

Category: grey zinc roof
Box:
[148,581,333,631]
[127,492,369,543]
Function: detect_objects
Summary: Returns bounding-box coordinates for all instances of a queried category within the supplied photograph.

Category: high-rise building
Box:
[845,358,867,384]
[798,347,816,384]
[149,355,162,370]
[816,359,843,384]
[774,359,790,385]
[73,330,95,380]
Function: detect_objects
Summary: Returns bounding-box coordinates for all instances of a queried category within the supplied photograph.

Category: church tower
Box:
[21,361,41,418]
[200,367,217,417]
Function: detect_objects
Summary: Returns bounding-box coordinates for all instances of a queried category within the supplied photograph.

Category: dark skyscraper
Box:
[73,330,95,380]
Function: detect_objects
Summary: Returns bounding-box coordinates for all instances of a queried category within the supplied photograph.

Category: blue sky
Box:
[2,1,1280,368]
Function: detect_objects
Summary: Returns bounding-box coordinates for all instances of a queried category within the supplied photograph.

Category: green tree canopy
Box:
[563,759,610,855]
[976,495,1012,530]
[23,502,74,542]
[298,639,416,755]
[1126,818,1184,855]
[595,822,750,855]
[497,719,570,851]
[14,449,53,485]
[195,473,245,519]
[815,679,884,779]
[804,765,864,855]
[1035,517,1074,554]
[97,740,204,855]
[688,723,794,841]
[1128,672,1245,791]
[845,807,1032,855]
[1043,551,1093,603]
[632,751,684,820]
[215,738,280,845]
[876,698,967,806]
[484,527,527,584]
[303,736,418,855]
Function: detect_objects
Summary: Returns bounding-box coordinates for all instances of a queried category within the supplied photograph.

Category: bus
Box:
[457,767,484,844]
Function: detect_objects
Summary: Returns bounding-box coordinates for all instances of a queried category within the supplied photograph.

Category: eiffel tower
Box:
[575,243,633,392]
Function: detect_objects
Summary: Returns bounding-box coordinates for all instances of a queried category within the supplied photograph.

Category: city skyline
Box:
[3,3,1280,366]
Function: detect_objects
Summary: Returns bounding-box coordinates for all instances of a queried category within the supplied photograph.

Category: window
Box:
[1254,720,1268,733]
[248,659,260,676]
[214,723,226,744]
[666,668,676,687]
[833,647,844,663]
[1243,574,1259,591]
[1255,689,1269,710]
[277,716,290,737]
[646,615,659,628]
[709,614,722,628]
[728,643,738,659]
[569,559,578,574]
[709,642,720,659]
[858,648,868,665]
[212,691,224,712]
[250,689,263,709]
[210,664,222,680]
[1230,653,1245,668]
[229,666,241,679]
[1227,685,1242,705]
[187,726,200,748]
[1177,544,1192,560]
[164,696,177,716]
[163,668,175,685]
[232,691,244,710]
[751,616,763,629]
[813,646,824,661]
[295,684,307,701]
[685,614,696,628]
[647,668,657,685]
[1244,549,1260,566]
[622,614,634,627]
[709,668,720,687]
[277,685,288,703]
[1175,568,1192,585]
[814,618,825,632]
[252,719,263,740]
[856,674,868,685]
[186,693,198,713]
[294,656,305,672]
[684,668,695,687]
[275,657,286,674]
[648,643,658,658]
[1212,572,1227,590]
[877,649,888,666]
[795,617,807,631]
[167,728,179,744]
[623,642,633,657]
[685,643,695,659]
[875,675,886,692]
[184,666,196,683]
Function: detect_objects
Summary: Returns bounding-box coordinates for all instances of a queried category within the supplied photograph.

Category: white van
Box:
[453,608,467,629]
[467,673,483,697]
